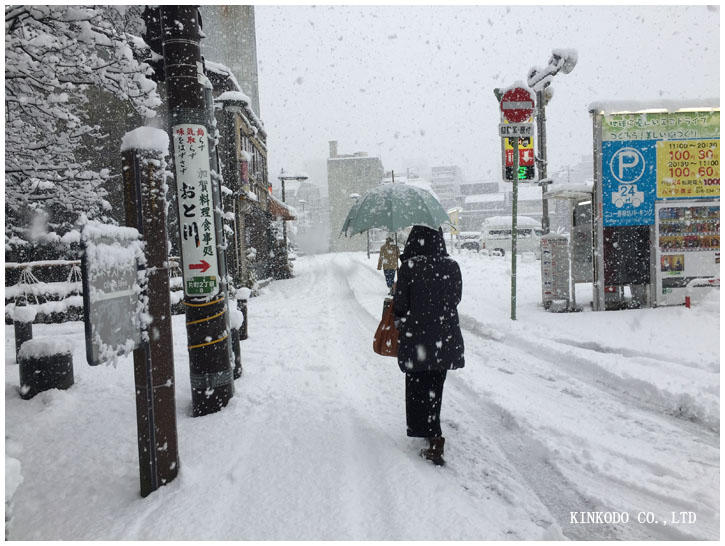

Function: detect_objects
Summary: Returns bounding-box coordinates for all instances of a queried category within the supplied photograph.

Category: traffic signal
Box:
[505,165,535,181]
[503,136,535,181]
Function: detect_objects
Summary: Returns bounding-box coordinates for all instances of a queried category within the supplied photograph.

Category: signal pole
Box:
[161,6,234,416]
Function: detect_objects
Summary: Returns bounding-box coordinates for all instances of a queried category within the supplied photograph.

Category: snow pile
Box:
[5,456,23,501]
[18,337,73,360]
[6,281,81,300]
[11,306,37,324]
[236,287,251,301]
[120,127,169,155]
[229,306,245,330]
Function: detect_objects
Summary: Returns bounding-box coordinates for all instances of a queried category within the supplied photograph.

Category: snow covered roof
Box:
[205,60,243,93]
[268,194,296,220]
[217,90,252,104]
[589,98,719,114]
[545,181,594,201]
[483,215,539,227]
[209,59,265,135]
[464,193,504,204]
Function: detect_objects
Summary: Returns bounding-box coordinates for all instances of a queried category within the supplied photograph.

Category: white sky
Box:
[255,4,720,191]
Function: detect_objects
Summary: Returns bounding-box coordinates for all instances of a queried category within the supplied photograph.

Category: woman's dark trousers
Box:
[405,370,447,438]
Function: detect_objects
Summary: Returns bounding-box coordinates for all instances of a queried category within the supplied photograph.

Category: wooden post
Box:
[122,132,179,497]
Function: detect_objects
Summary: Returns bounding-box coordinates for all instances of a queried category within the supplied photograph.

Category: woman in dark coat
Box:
[393,225,464,466]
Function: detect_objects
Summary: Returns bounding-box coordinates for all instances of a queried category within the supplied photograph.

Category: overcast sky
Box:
[254,4,719,191]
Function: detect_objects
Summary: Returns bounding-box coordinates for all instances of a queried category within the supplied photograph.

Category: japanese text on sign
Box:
[172,123,219,298]
[656,139,720,198]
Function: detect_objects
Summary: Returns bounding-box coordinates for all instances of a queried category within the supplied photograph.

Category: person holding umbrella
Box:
[393,225,464,466]
[377,236,399,293]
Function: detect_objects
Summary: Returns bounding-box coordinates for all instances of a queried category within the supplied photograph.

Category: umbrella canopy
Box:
[341,183,450,236]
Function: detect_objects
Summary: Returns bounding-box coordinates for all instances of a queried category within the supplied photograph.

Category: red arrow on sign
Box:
[501,87,535,123]
[189,260,211,273]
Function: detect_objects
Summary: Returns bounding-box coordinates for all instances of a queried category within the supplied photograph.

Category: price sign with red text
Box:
[172,123,219,298]
[656,139,720,198]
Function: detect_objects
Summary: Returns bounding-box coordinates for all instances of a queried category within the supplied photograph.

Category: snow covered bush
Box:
[5,6,159,250]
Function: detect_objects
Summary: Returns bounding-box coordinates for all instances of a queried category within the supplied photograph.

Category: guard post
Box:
[160,5,234,416]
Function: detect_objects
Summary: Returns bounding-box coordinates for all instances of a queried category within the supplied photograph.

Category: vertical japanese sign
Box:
[172,123,219,298]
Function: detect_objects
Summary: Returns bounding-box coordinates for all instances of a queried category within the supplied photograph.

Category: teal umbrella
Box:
[341,183,450,236]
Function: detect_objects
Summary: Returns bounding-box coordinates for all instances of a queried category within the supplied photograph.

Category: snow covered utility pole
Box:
[160,6,234,416]
[121,127,179,497]
[498,85,535,320]
[527,49,578,234]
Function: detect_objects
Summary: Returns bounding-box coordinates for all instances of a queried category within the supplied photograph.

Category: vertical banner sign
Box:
[172,124,220,298]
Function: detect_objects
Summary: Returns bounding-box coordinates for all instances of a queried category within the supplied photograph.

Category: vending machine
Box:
[655,200,720,306]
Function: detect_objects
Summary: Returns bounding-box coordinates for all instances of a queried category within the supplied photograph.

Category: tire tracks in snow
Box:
[458,312,719,436]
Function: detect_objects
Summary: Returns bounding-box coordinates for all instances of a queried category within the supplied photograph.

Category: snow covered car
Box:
[481,216,542,258]
[455,232,482,251]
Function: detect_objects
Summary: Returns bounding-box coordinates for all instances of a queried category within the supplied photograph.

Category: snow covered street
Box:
[5,251,720,540]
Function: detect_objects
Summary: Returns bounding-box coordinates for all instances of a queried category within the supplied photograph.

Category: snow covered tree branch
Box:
[5,5,160,246]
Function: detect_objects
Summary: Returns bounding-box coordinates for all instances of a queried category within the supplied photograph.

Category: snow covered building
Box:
[459,181,505,231]
[327,141,384,252]
[430,166,464,210]
[209,59,282,286]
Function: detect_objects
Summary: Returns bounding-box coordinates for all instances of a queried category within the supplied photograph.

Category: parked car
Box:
[481,216,543,258]
[455,231,482,252]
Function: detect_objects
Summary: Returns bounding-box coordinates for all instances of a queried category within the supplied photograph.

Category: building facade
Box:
[209,59,286,285]
[327,141,384,252]
[430,165,464,211]
[201,6,261,116]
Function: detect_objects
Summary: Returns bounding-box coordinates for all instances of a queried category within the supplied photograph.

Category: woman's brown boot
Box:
[420,436,445,466]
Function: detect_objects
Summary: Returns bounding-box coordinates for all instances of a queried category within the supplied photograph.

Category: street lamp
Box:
[527,48,578,234]
[277,169,308,247]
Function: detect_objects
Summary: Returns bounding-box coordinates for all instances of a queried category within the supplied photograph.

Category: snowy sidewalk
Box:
[5,252,720,540]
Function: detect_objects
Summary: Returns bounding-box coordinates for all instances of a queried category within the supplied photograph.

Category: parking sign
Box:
[602,140,657,226]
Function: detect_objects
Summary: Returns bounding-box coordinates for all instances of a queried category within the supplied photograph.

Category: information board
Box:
[81,222,144,366]
[172,123,220,298]
[601,110,720,227]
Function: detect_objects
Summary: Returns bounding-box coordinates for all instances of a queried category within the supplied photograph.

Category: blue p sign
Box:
[610,147,645,184]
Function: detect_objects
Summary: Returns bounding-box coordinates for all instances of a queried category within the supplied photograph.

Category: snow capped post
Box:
[160,6,235,416]
[121,126,180,497]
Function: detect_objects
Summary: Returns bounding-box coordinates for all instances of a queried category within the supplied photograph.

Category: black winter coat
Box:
[393,225,465,373]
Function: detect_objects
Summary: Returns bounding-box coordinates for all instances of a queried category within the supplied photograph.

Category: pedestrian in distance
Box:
[393,225,464,466]
[377,236,400,294]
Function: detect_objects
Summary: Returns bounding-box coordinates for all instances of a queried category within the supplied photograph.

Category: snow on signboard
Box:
[172,123,220,298]
[81,221,145,366]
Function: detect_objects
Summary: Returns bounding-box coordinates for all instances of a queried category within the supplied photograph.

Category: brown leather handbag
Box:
[373,297,398,357]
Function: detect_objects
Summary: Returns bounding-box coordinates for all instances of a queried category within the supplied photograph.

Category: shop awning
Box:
[268,195,296,221]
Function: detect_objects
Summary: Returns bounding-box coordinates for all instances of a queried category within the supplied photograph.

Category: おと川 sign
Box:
[172,123,219,298]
